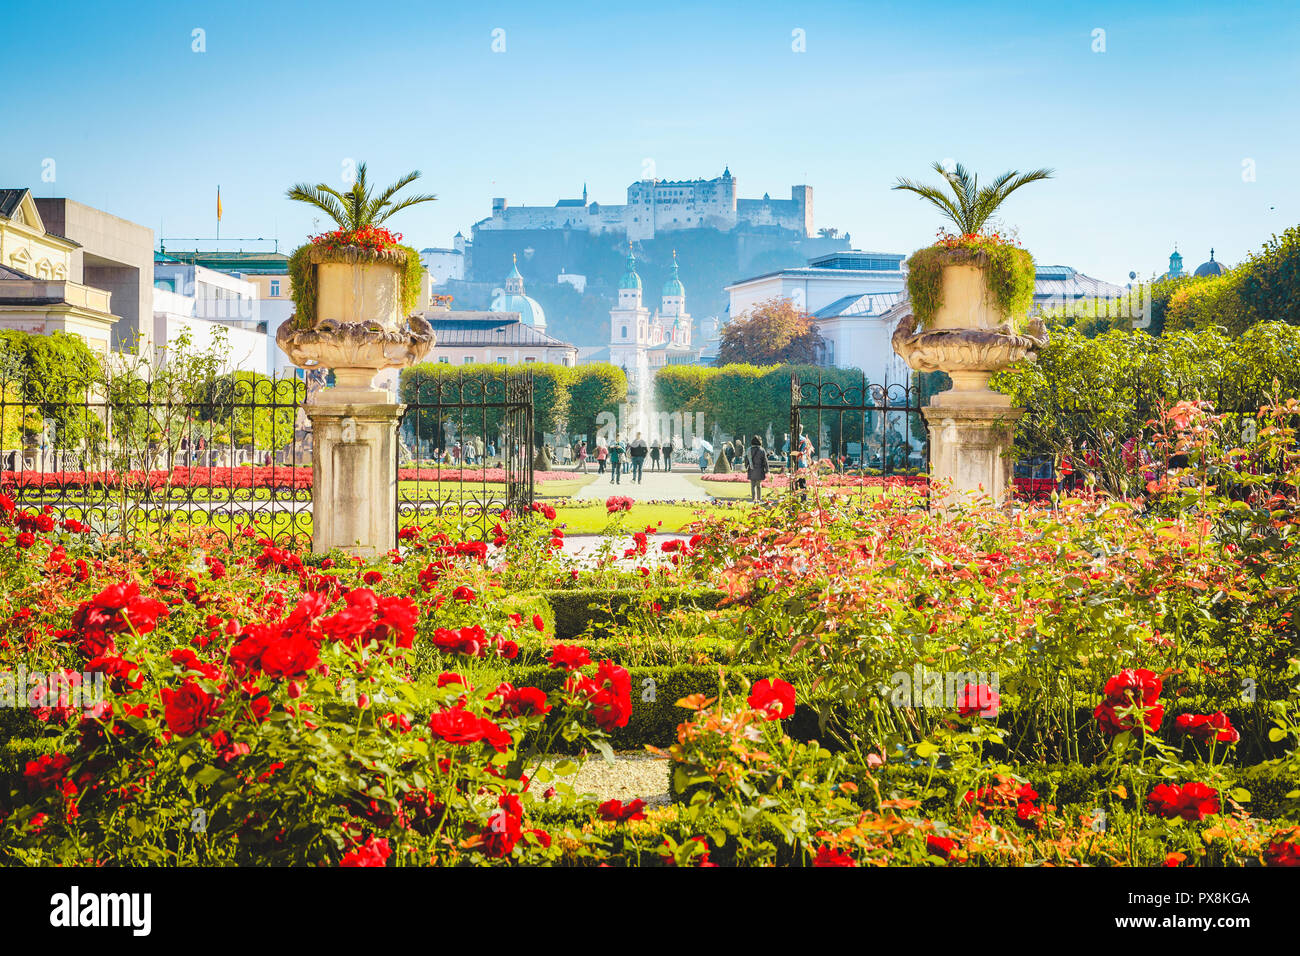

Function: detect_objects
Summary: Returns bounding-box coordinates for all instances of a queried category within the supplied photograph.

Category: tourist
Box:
[576,440,588,472]
[747,435,768,502]
[486,440,496,462]
[629,432,648,483]
[698,442,710,474]
[595,440,608,474]
[793,430,814,495]
[607,436,625,484]
[663,438,674,471]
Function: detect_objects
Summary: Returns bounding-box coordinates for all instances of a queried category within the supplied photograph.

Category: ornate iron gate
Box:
[396,369,534,540]
[0,366,312,546]
[789,371,928,496]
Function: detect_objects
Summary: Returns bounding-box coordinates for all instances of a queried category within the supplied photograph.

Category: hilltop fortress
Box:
[474,168,814,241]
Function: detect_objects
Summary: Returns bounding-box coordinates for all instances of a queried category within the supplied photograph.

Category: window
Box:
[496,357,507,364]
[463,356,475,364]
[621,326,628,339]
[270,279,280,296]
[438,357,449,364]
[524,357,536,363]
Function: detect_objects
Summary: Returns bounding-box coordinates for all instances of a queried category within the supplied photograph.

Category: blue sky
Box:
[6,0,1297,285]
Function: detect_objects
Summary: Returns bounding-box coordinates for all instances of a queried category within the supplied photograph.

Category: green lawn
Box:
[684,475,752,499]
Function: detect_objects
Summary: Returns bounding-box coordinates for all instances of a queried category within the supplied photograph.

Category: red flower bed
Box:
[0,465,574,492]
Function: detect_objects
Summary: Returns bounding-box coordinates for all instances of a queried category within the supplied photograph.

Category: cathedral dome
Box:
[491,255,547,327]
[490,291,547,328]
[1193,249,1225,278]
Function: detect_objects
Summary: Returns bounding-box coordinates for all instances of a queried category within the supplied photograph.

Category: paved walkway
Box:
[571,465,712,502]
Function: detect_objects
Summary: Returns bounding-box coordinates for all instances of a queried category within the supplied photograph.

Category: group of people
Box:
[575,436,677,481]
[428,437,494,467]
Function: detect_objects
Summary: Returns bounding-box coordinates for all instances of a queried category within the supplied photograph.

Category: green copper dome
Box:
[619,247,642,291]
[662,251,684,297]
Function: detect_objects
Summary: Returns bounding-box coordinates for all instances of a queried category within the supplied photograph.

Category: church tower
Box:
[609,243,651,387]
[659,250,691,346]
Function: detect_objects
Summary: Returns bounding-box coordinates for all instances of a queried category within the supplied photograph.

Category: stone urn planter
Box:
[277,244,435,404]
[277,241,435,556]
[893,249,1048,506]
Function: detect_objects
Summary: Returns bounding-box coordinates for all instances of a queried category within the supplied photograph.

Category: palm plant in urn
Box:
[278,163,437,402]
[891,162,1051,405]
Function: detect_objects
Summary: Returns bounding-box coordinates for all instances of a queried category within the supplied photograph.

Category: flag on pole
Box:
[217,186,223,222]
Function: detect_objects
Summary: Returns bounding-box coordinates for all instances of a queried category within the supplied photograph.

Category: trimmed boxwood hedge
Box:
[539,588,726,640]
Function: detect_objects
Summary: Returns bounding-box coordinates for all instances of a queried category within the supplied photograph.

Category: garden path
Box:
[570,465,712,503]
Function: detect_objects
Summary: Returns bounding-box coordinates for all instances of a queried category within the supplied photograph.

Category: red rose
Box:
[1094,668,1163,736]
[549,644,591,671]
[339,835,391,867]
[747,678,796,720]
[813,845,857,867]
[1175,711,1240,744]
[598,798,646,823]
[532,614,545,632]
[574,660,632,731]
[259,634,320,679]
[1264,837,1300,867]
[925,834,958,860]
[489,683,551,718]
[1146,782,1220,821]
[160,679,219,737]
[481,794,523,858]
[955,683,1000,718]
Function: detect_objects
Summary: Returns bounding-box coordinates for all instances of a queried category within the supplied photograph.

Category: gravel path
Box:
[542,751,673,808]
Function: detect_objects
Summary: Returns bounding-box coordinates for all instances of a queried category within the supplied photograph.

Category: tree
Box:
[568,364,627,444]
[1240,224,1300,327]
[892,162,1053,235]
[286,162,437,231]
[718,297,825,366]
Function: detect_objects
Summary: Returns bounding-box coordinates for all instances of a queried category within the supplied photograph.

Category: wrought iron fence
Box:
[396,369,535,541]
[788,371,929,499]
[0,367,313,546]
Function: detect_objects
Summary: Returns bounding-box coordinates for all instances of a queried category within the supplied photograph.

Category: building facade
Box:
[727,250,1125,384]
[0,189,122,355]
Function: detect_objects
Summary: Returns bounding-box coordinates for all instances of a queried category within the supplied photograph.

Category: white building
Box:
[152,262,272,374]
[557,268,586,293]
[727,251,1126,384]
[419,237,466,286]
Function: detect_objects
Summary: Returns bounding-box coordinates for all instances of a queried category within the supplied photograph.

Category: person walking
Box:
[698,442,710,474]
[663,439,674,472]
[649,441,661,472]
[576,440,588,473]
[607,436,625,484]
[629,432,648,484]
[596,440,608,475]
[746,435,769,503]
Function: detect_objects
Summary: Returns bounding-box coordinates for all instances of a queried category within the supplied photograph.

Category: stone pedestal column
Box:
[922,398,1023,509]
[307,401,403,557]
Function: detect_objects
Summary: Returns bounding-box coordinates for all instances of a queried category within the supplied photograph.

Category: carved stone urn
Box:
[277,244,435,404]
[278,242,435,555]
[893,262,1048,506]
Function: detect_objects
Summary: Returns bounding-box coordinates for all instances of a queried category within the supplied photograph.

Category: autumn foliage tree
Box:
[718,297,825,366]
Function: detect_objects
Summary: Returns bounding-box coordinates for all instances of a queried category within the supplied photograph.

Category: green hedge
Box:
[539,588,725,640]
